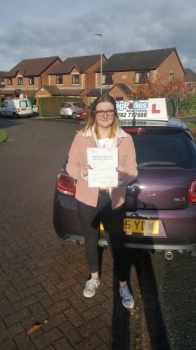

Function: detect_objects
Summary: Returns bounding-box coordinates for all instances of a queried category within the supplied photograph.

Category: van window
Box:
[1,101,8,107]
[19,100,31,108]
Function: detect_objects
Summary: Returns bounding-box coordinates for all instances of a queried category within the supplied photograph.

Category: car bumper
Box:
[53,192,196,252]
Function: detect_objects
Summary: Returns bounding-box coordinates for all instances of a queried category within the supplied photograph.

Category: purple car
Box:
[53,117,196,259]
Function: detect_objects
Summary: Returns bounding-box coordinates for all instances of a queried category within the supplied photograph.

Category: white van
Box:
[0,98,33,118]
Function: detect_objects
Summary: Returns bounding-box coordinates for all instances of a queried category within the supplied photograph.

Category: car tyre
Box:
[13,112,18,119]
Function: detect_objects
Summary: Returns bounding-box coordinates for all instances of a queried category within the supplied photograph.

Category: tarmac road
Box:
[0,116,196,350]
[0,117,141,350]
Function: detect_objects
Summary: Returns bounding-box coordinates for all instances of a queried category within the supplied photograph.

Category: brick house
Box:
[184,68,196,84]
[35,55,107,105]
[87,47,184,102]
[0,56,62,100]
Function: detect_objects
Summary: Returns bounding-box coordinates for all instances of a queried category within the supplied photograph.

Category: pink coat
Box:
[66,127,138,209]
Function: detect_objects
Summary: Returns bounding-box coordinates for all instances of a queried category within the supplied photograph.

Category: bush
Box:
[166,99,175,117]
[183,93,196,115]
[28,95,36,106]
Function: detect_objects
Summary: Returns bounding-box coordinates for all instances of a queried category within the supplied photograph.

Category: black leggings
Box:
[77,192,127,282]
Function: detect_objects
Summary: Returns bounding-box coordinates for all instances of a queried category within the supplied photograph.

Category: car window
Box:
[19,100,29,108]
[79,103,85,108]
[26,100,31,107]
[61,103,69,108]
[129,129,196,169]
[1,101,7,107]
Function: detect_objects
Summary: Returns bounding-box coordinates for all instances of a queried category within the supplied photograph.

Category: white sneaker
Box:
[119,284,134,308]
[83,278,100,298]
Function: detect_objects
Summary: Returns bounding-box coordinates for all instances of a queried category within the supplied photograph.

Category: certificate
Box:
[87,148,118,188]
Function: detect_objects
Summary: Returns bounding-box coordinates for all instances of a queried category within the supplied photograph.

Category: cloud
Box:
[0,0,196,72]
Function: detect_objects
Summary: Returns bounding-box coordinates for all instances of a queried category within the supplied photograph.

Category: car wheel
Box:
[72,112,76,119]
[13,112,18,119]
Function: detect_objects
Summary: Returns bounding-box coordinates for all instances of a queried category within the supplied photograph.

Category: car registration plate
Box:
[100,219,159,235]
[124,218,159,235]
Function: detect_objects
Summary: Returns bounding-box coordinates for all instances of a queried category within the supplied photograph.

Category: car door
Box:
[0,101,9,116]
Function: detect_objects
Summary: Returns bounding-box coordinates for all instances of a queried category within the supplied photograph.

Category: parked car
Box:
[75,109,87,120]
[60,102,86,118]
[53,101,196,259]
[0,98,33,118]
[32,105,39,113]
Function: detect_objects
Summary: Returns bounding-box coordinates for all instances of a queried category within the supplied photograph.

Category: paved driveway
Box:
[0,117,147,350]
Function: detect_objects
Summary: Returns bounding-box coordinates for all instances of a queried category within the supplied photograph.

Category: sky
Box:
[0,0,196,72]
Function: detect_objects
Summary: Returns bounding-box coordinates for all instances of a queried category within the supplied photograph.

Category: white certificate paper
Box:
[87,148,118,188]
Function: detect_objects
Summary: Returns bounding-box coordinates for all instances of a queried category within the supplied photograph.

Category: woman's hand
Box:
[81,163,92,177]
[116,165,126,181]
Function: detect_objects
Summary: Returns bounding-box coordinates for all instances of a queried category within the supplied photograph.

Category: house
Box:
[0,71,7,101]
[1,56,62,100]
[184,68,196,84]
[36,54,107,105]
[88,47,184,101]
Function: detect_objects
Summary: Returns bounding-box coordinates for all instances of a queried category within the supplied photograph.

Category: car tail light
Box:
[56,170,76,195]
[189,179,196,203]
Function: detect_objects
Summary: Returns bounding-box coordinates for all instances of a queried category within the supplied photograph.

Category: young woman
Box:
[66,94,138,309]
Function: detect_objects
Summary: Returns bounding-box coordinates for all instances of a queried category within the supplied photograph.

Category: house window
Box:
[169,72,173,83]
[7,78,12,85]
[135,71,150,84]
[56,75,63,84]
[29,77,34,85]
[17,77,23,85]
[102,74,113,85]
[72,74,79,84]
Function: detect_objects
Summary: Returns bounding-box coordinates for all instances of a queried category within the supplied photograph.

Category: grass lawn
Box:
[0,129,8,143]
[186,122,196,128]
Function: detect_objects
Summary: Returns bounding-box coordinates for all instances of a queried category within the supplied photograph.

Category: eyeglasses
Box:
[95,110,115,117]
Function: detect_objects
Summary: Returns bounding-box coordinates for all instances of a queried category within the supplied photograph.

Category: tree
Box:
[163,79,189,117]
[130,79,196,117]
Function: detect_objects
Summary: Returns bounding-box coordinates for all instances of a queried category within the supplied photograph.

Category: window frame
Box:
[72,74,79,84]
[56,75,63,84]
[135,71,150,84]
[169,72,174,83]
[17,77,23,85]
[29,77,34,85]
[7,78,12,85]
[102,73,114,85]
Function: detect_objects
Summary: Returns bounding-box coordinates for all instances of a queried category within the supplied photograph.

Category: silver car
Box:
[60,102,86,118]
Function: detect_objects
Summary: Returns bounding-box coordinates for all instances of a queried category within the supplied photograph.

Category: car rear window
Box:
[19,100,31,108]
[128,128,196,169]
[61,103,69,108]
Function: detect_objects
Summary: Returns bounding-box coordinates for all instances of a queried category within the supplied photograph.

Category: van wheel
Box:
[13,113,18,119]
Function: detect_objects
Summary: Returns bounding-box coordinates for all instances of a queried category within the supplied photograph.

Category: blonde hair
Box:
[82,94,119,138]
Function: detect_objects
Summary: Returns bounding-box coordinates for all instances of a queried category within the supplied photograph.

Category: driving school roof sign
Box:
[116,98,168,121]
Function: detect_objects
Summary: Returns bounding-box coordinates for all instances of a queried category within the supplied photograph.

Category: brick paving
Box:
[0,117,158,350]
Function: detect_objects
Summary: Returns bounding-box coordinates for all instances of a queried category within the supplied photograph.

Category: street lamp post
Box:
[95,33,102,95]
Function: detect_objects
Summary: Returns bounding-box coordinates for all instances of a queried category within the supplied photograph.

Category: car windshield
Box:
[128,128,196,170]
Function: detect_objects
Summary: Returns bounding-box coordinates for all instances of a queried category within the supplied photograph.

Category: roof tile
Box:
[3,56,61,78]
[96,48,180,72]
[48,55,103,74]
